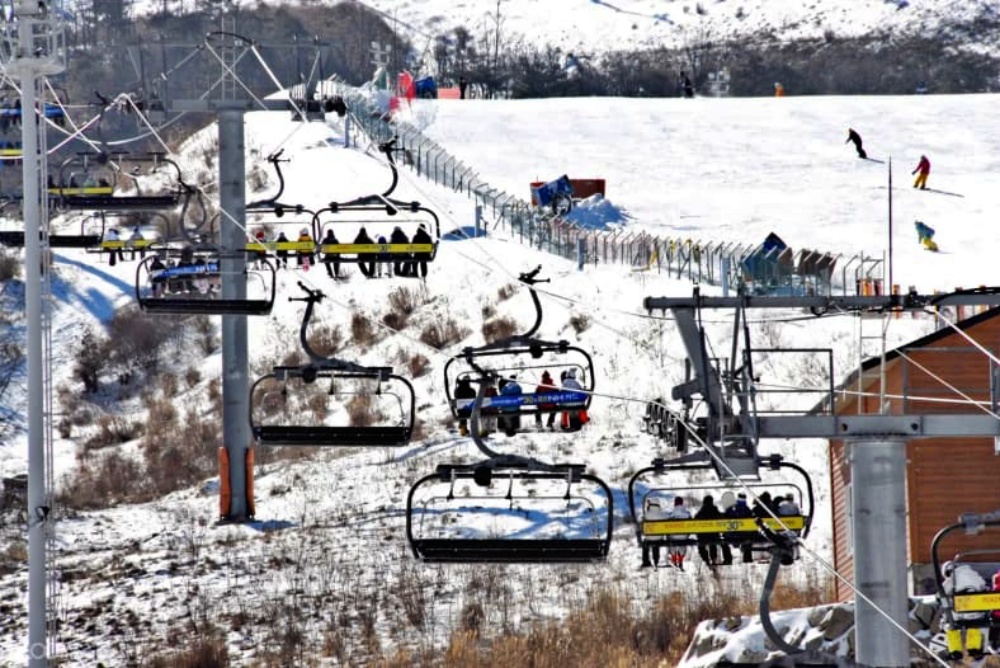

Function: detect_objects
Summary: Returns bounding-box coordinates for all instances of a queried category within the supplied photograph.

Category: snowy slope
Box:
[2,88,992,665]
[321,0,996,55]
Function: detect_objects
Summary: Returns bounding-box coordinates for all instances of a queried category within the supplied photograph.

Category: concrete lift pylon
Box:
[644,287,1000,668]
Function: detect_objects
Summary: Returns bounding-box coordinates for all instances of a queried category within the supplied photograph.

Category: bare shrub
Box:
[160,371,179,398]
[388,286,427,317]
[207,378,222,416]
[382,311,408,331]
[419,319,470,350]
[81,415,145,453]
[351,313,379,348]
[481,304,496,319]
[308,324,343,358]
[307,393,328,424]
[405,352,430,378]
[145,633,228,668]
[482,316,519,343]
[409,418,428,442]
[107,305,183,379]
[0,250,20,281]
[497,283,518,301]
[73,326,107,394]
[281,350,305,367]
[184,366,201,389]
[346,395,376,427]
[143,406,221,498]
[568,313,591,334]
[191,316,219,356]
[57,450,145,510]
[247,162,270,193]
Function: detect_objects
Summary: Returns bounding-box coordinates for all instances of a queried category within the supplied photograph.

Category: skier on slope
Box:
[846,128,867,159]
[912,154,931,190]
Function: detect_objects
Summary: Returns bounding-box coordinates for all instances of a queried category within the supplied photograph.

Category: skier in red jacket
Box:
[912,155,930,190]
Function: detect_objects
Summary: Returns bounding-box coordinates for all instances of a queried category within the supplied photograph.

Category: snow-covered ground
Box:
[2,87,995,664]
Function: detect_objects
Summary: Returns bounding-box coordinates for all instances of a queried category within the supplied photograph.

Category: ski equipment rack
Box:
[443,266,594,423]
[249,282,415,447]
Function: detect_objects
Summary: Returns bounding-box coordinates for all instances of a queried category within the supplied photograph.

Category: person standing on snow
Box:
[846,128,867,159]
[679,71,694,98]
[912,154,931,190]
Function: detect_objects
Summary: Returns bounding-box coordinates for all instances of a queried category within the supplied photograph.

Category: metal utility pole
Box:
[218,104,250,520]
[645,290,1000,668]
[164,26,333,521]
[4,2,66,664]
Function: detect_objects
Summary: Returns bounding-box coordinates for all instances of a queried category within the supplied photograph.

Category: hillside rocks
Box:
[680,597,945,666]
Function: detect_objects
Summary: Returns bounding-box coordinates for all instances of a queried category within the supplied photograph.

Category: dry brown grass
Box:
[351,312,381,348]
[308,324,343,358]
[482,316,519,344]
[568,313,591,334]
[372,576,832,668]
[80,415,145,453]
[419,319,470,350]
[497,283,518,301]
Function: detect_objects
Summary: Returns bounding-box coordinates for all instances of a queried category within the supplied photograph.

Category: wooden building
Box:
[829,308,1000,600]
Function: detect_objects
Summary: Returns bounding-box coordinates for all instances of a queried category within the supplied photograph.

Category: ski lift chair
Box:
[135,246,276,315]
[249,366,415,447]
[443,265,594,425]
[407,460,613,563]
[628,454,814,565]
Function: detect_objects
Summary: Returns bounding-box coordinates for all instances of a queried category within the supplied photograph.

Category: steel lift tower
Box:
[645,288,1000,667]
[3,1,66,664]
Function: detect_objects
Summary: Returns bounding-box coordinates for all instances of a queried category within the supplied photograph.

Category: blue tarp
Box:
[442,226,488,241]
[742,232,790,280]
[532,175,573,208]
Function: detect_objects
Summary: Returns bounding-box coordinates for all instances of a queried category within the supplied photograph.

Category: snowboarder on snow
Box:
[914,221,938,251]
[912,154,931,190]
[846,128,867,159]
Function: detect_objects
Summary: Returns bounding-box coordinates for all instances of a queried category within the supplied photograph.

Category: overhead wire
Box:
[65,45,981,665]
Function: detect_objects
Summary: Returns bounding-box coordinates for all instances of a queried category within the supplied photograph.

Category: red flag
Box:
[398,71,415,104]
